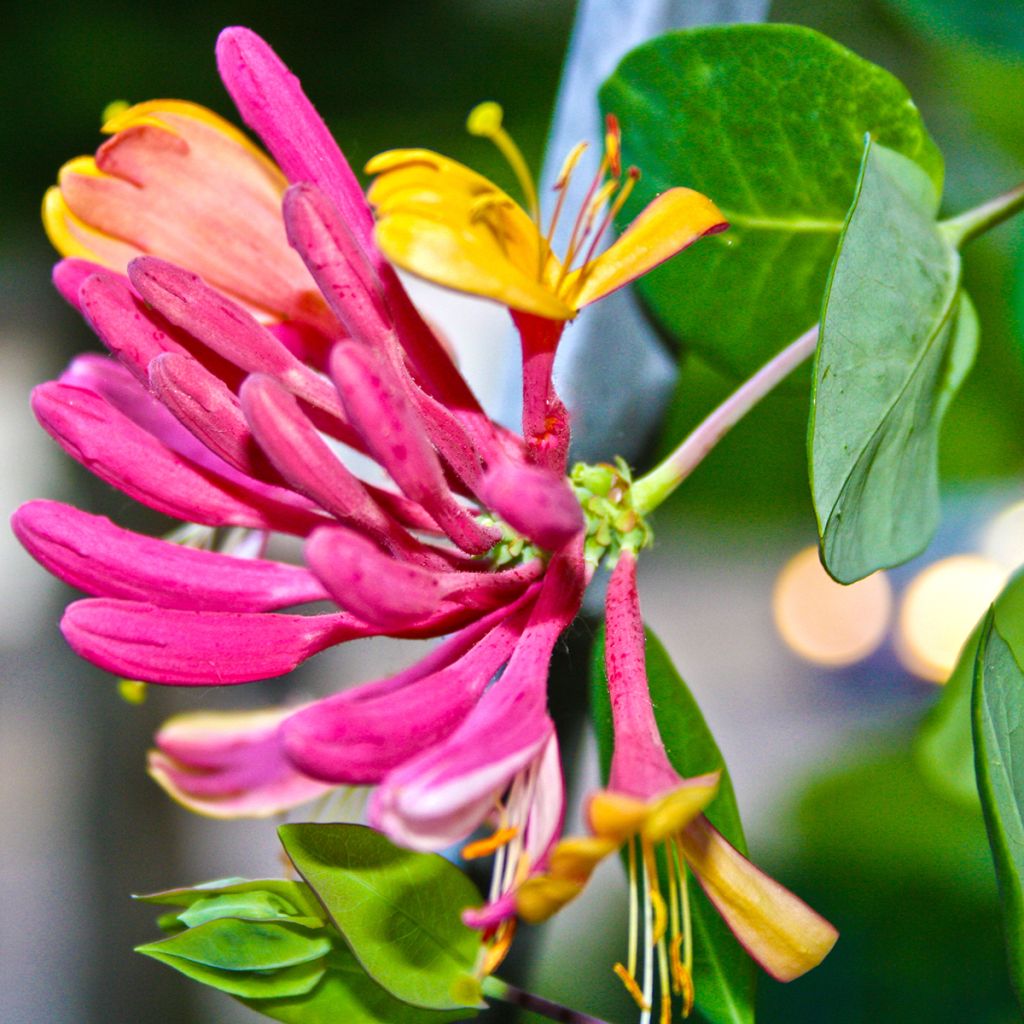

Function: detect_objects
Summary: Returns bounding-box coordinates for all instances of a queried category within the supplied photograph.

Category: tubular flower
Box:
[367,105,727,469]
[514,550,838,1020]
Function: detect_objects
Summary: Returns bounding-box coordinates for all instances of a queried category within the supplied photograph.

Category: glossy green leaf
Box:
[177,892,322,931]
[591,623,754,1024]
[241,946,469,1024]
[138,947,326,999]
[600,23,942,380]
[279,823,483,1012]
[809,140,975,583]
[973,613,1024,1012]
[916,567,1024,805]
[138,917,330,972]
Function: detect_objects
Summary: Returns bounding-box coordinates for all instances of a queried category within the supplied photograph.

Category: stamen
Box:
[660,993,672,1024]
[481,919,516,976]
[614,963,651,1011]
[557,151,610,289]
[467,101,540,225]
[627,838,640,979]
[462,826,519,860]
[672,836,694,975]
[650,888,668,946]
[669,933,686,994]
[544,141,589,256]
[640,843,655,1024]
[679,965,695,1019]
[605,114,622,179]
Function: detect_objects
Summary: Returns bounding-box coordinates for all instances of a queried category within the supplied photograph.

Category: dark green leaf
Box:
[279,823,484,1011]
[809,141,974,583]
[240,946,469,1024]
[137,948,326,999]
[600,23,942,379]
[591,623,754,1024]
[973,613,1024,1011]
[916,570,1024,805]
[137,918,330,972]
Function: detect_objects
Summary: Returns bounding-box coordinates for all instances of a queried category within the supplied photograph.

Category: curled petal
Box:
[680,816,838,982]
[149,707,333,818]
[61,600,368,685]
[565,188,727,309]
[12,500,327,611]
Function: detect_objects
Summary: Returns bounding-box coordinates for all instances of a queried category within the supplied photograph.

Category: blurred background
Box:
[1,1,1022,1022]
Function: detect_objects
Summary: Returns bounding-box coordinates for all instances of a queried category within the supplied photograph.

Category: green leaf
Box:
[240,946,469,1024]
[917,567,1024,805]
[278,823,484,1012]
[809,140,975,583]
[973,613,1024,1012]
[591,623,754,1024]
[600,23,942,380]
[177,892,323,931]
[137,948,326,999]
[137,917,331,972]
[137,878,326,923]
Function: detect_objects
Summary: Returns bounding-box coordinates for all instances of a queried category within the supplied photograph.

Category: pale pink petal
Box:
[481,461,583,552]
[681,816,838,982]
[61,600,369,685]
[149,706,333,818]
[12,500,327,611]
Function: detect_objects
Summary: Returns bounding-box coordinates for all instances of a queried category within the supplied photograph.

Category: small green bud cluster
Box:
[570,457,653,568]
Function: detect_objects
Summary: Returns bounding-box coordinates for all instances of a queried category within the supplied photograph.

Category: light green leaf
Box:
[137,917,330,972]
[591,624,754,1024]
[137,878,326,923]
[279,823,483,1012]
[177,892,322,931]
[973,613,1024,1012]
[241,946,469,1024]
[916,567,1024,804]
[137,948,326,1000]
[809,140,975,583]
[600,23,942,380]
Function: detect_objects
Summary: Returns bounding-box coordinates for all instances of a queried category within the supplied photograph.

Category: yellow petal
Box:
[515,874,585,923]
[642,773,719,843]
[565,187,727,309]
[588,789,651,841]
[374,213,573,319]
[679,816,838,981]
[548,835,620,880]
[42,185,144,266]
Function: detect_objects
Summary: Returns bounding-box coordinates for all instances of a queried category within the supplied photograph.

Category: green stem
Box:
[632,325,819,516]
[482,975,613,1024]
[940,182,1024,248]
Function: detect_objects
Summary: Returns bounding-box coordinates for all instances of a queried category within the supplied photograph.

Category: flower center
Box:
[466,102,640,306]
[571,458,653,569]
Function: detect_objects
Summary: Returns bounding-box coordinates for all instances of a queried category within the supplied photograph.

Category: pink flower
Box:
[511,550,838,1017]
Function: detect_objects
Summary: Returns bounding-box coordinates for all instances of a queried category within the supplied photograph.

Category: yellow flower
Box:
[43,100,325,325]
[366,103,727,321]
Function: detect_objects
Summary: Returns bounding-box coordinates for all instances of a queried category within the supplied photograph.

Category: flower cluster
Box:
[14,25,834,1014]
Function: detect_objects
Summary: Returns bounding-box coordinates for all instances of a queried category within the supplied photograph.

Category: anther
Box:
[604,113,622,179]
[462,826,519,860]
[651,888,668,945]
[613,963,651,1011]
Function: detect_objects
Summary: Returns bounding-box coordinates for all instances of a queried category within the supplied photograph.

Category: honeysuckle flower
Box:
[512,549,838,1019]
[367,104,727,467]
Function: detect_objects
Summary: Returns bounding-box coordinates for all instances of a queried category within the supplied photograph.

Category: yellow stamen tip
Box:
[101,100,131,126]
[650,887,668,946]
[679,965,695,1018]
[467,101,504,138]
[118,679,148,705]
[613,963,651,1011]
[461,825,519,860]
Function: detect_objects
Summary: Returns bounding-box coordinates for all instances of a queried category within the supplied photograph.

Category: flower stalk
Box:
[482,976,614,1024]
[631,325,820,516]
[940,182,1024,249]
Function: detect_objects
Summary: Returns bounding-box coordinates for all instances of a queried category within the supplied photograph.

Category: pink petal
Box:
[149,352,280,481]
[605,549,680,798]
[369,546,584,849]
[481,461,583,552]
[32,381,325,535]
[149,706,333,818]
[128,257,359,447]
[329,342,499,555]
[215,27,376,256]
[61,599,369,685]
[282,598,532,784]
[53,258,111,310]
[681,816,838,982]
[12,499,327,611]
